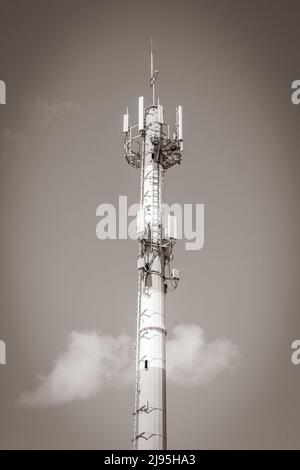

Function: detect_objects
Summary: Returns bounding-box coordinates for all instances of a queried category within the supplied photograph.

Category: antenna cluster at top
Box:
[122,40,183,170]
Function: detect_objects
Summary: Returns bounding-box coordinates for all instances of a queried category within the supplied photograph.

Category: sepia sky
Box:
[0,0,300,449]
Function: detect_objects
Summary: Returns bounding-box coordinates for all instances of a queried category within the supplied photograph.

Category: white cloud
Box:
[167,324,239,386]
[31,97,79,126]
[18,325,239,407]
[18,331,133,407]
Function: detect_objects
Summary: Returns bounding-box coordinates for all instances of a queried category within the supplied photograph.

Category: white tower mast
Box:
[123,42,183,450]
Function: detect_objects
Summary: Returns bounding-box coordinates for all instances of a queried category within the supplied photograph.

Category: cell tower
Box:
[123,40,183,450]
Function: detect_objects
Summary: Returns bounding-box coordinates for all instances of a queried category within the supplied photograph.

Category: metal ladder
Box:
[133,141,145,449]
[133,267,142,449]
[151,164,161,244]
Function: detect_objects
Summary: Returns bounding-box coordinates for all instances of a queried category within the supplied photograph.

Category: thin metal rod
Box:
[150,37,153,79]
[150,38,155,105]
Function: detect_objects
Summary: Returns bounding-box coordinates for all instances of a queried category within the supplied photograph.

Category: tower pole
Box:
[123,44,183,450]
[135,104,166,449]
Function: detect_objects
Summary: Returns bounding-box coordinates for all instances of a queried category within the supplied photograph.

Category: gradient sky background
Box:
[0,0,300,449]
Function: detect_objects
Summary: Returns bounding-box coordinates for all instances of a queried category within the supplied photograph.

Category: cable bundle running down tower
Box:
[123,42,183,450]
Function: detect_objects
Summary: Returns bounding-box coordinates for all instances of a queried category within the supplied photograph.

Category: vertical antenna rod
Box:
[150,38,154,79]
[150,38,158,105]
